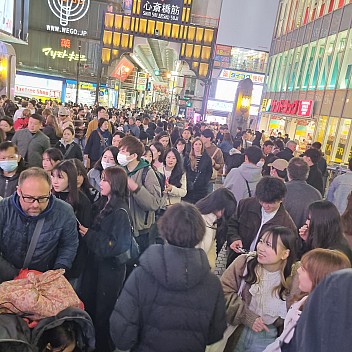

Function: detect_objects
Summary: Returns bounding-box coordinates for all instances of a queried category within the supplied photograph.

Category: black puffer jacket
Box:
[110,244,227,352]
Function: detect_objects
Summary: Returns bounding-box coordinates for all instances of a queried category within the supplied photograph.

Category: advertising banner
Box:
[140,0,183,24]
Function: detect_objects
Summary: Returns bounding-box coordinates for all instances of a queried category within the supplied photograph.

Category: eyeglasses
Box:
[20,191,51,204]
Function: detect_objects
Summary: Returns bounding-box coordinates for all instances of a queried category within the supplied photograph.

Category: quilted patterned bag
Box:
[0,269,81,320]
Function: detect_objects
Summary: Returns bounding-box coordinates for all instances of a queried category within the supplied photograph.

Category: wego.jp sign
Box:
[268,99,313,117]
[47,0,90,26]
[140,0,183,24]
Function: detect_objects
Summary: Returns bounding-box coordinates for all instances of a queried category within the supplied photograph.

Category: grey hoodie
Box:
[224,162,262,202]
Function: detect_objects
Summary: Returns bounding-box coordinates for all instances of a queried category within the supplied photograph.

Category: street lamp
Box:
[117,66,130,108]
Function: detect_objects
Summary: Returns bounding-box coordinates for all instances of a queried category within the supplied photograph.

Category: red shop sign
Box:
[269,100,313,117]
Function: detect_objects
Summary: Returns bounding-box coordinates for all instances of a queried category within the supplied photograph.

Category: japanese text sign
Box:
[140,0,183,24]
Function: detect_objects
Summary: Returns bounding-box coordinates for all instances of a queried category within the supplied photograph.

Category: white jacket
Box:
[264,295,308,351]
[197,213,217,271]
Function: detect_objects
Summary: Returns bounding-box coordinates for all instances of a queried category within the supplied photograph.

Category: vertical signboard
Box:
[140,0,183,24]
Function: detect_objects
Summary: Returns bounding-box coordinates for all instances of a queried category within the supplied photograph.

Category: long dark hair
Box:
[71,158,92,201]
[307,200,344,250]
[244,226,297,300]
[196,188,236,220]
[151,141,164,163]
[94,146,119,171]
[163,148,184,188]
[93,166,129,228]
[174,137,186,156]
[51,160,79,210]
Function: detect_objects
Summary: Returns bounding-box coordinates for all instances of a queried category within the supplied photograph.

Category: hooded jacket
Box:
[0,194,78,272]
[224,162,262,202]
[124,159,163,232]
[284,269,352,352]
[31,307,96,351]
[110,244,227,352]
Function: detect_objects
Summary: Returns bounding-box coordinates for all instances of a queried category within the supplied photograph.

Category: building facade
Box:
[261,0,352,161]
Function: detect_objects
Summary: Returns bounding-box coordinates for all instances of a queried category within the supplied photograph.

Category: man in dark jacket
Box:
[283,157,322,229]
[110,203,226,352]
[11,114,50,167]
[0,167,78,279]
[226,176,297,266]
[276,140,297,162]
[303,148,324,196]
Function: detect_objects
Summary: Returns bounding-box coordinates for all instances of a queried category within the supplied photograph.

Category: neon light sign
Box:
[42,47,87,61]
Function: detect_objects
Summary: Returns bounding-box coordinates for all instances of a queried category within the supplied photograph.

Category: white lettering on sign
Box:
[46,24,88,36]
[42,47,88,61]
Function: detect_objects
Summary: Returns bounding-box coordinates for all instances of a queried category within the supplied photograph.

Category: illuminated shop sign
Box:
[42,47,87,61]
[264,99,313,117]
[46,0,90,36]
[219,69,265,84]
[15,85,61,99]
[140,0,183,24]
[207,100,233,112]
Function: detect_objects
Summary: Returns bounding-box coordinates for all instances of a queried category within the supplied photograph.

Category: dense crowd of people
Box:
[0,95,351,352]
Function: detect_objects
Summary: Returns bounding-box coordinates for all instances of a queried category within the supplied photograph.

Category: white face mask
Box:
[256,160,265,168]
[101,161,116,170]
[117,153,130,166]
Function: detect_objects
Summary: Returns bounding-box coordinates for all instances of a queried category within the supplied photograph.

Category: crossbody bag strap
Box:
[96,130,106,146]
[63,143,75,158]
[23,218,45,269]
[244,177,252,197]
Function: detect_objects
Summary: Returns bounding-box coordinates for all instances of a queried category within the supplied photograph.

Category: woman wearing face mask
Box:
[87,146,119,194]
[55,126,83,161]
[51,160,92,282]
[0,141,26,198]
[78,166,132,352]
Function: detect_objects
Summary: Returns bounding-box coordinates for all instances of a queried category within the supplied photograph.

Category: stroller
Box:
[0,307,95,351]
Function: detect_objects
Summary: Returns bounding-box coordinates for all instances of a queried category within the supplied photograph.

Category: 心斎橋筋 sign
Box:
[140,0,184,24]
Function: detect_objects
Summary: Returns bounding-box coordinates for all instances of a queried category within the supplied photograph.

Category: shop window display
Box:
[316,115,329,144]
[332,118,352,163]
[323,116,340,163]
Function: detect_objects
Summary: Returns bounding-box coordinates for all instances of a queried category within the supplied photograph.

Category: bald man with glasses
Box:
[0,167,78,282]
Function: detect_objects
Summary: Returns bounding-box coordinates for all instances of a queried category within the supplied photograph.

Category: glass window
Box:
[282,49,294,91]
[277,52,289,91]
[327,31,348,89]
[337,29,352,89]
[288,48,301,91]
[332,118,352,163]
[316,35,336,89]
[267,56,277,92]
[309,38,327,90]
[272,53,283,92]
[324,116,340,163]
[316,115,329,143]
[301,41,317,90]
[295,44,309,90]
[294,119,316,153]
